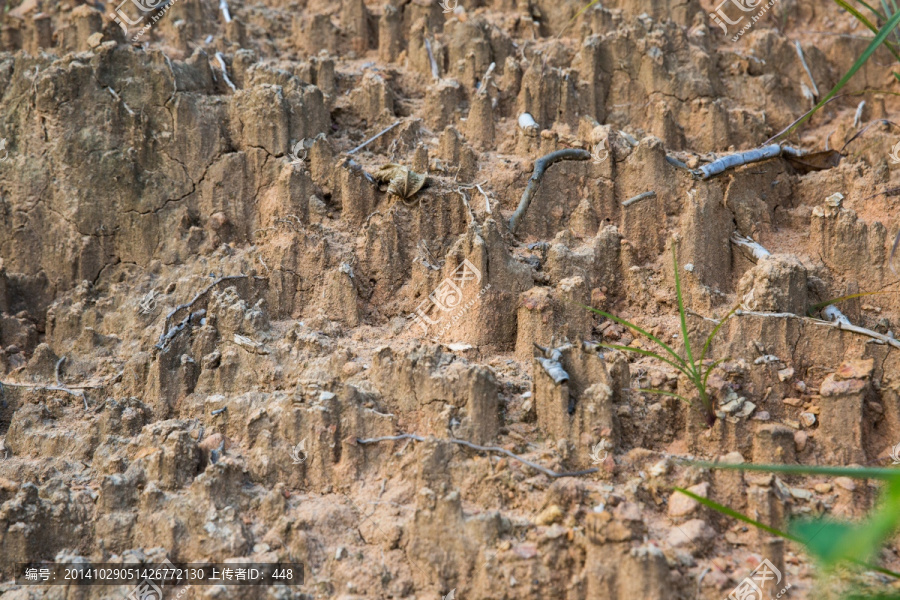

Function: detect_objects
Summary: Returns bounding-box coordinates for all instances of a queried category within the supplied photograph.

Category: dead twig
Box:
[0,381,89,409]
[162,275,250,336]
[475,184,491,214]
[730,232,771,261]
[219,0,232,22]
[477,62,495,95]
[509,149,591,234]
[347,121,401,155]
[854,101,866,128]
[692,144,806,180]
[424,35,440,80]
[794,41,819,98]
[622,191,656,207]
[107,87,135,116]
[215,52,237,92]
[811,319,900,350]
[734,310,899,350]
[356,433,598,478]
[456,188,477,225]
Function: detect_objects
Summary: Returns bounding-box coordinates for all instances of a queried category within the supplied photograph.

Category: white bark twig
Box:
[477,62,495,95]
[424,35,440,80]
[853,101,866,128]
[347,121,401,155]
[730,232,771,261]
[215,52,237,92]
[794,41,819,97]
[734,310,899,350]
[107,87,135,116]
[811,319,900,350]
[690,144,807,180]
[821,304,852,326]
[219,0,232,23]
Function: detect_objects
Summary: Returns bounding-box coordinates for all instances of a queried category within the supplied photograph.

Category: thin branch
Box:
[0,381,88,409]
[162,275,250,338]
[424,35,440,80]
[55,356,65,386]
[477,62,495,95]
[622,191,656,207]
[347,120,401,155]
[357,433,598,478]
[811,319,900,350]
[219,0,232,23]
[694,144,806,180]
[794,41,820,97]
[734,310,899,350]
[734,310,801,318]
[215,52,237,92]
[509,149,591,233]
[456,188,477,225]
[475,183,491,214]
[854,100,866,128]
[730,232,771,261]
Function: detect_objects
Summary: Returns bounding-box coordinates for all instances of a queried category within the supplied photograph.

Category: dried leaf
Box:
[373,163,426,200]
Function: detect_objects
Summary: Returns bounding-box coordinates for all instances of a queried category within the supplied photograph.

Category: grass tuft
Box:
[587,246,736,427]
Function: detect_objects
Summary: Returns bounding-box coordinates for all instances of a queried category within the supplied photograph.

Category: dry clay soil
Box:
[1,0,900,598]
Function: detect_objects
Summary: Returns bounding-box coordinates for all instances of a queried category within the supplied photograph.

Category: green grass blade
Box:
[806,290,897,317]
[556,0,601,39]
[672,246,697,377]
[857,0,888,20]
[701,357,729,389]
[835,0,900,61]
[586,306,689,369]
[675,488,797,541]
[687,461,900,481]
[594,343,691,376]
[633,388,695,407]
[698,306,739,368]
[791,479,900,567]
[676,487,900,579]
[773,8,900,141]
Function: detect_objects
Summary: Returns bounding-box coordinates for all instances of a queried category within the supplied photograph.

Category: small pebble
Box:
[814,482,832,494]
[835,477,856,491]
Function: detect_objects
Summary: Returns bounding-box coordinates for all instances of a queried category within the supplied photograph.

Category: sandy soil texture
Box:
[0,0,899,598]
